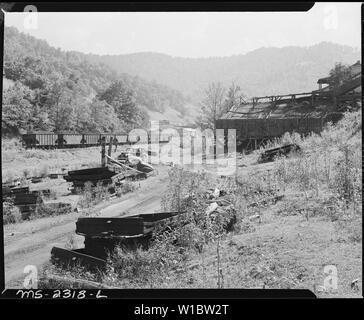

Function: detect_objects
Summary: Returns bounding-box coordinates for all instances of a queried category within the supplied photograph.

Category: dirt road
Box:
[4,168,169,288]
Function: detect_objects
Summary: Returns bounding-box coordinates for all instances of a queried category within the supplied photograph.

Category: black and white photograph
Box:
[0,2,362,299]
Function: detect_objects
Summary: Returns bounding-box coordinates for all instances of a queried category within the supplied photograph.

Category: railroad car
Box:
[22,132,58,149]
[22,132,130,149]
[22,127,176,149]
[59,133,84,148]
[81,133,100,147]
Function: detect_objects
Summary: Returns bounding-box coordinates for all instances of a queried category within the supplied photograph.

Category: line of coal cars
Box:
[22,132,170,149]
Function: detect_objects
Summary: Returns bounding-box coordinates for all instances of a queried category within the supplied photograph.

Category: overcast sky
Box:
[4,2,361,58]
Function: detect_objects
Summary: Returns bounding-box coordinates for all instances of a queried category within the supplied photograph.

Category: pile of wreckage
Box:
[64,144,155,194]
[2,184,72,220]
[51,210,184,271]
[257,143,301,163]
[50,188,239,272]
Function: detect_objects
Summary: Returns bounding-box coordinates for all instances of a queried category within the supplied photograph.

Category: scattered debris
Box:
[2,185,54,219]
[258,144,301,163]
[31,177,43,184]
[351,278,359,291]
[64,166,125,193]
[249,214,262,223]
[211,188,220,199]
[107,154,154,178]
[205,202,218,216]
[51,211,185,270]
[248,194,284,208]
[48,173,65,179]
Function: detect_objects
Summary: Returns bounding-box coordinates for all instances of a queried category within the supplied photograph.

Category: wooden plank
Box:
[76,217,145,236]
[51,247,106,271]
[31,189,51,196]
[64,173,116,181]
[68,167,112,176]
[258,144,301,163]
[70,179,113,188]
[14,193,42,205]
[9,187,30,194]
[137,211,185,222]
[31,177,43,183]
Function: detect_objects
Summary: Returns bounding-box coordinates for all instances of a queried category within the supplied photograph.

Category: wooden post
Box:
[107,137,113,164]
[101,138,106,167]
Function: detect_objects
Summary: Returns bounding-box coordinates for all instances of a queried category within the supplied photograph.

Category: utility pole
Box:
[107,137,113,164]
[101,137,106,167]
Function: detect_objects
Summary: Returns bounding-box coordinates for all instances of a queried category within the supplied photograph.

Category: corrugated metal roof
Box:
[221,61,361,121]
[220,100,330,120]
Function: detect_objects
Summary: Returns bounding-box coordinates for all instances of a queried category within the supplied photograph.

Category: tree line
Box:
[2,27,189,136]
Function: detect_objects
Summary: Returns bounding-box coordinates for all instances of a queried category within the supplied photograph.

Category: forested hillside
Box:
[2,27,189,135]
[86,43,360,99]
[2,26,360,136]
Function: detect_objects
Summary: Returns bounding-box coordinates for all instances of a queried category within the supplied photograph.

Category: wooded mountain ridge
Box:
[2,26,190,135]
[86,43,360,99]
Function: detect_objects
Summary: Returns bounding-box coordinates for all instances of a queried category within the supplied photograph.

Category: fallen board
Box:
[68,167,112,175]
[13,193,43,205]
[52,211,186,271]
[76,217,146,237]
[76,211,185,237]
[136,211,183,222]
[64,173,117,181]
[50,247,107,271]
[258,144,301,163]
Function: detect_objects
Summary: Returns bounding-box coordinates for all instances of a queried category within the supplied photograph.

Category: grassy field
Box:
[1,139,107,183]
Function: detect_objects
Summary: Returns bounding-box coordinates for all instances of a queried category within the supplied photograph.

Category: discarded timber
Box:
[67,167,116,176]
[31,177,43,183]
[2,187,50,198]
[51,247,107,271]
[76,211,184,237]
[258,144,301,163]
[48,173,61,179]
[31,189,51,197]
[51,211,185,270]
[65,173,117,182]
[13,193,43,205]
[76,217,147,237]
[2,185,54,219]
[64,166,125,192]
[105,154,154,176]
[2,181,20,189]
[247,194,285,208]
[4,186,30,195]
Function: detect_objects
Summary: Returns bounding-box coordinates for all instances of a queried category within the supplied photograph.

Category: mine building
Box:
[216,61,361,151]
